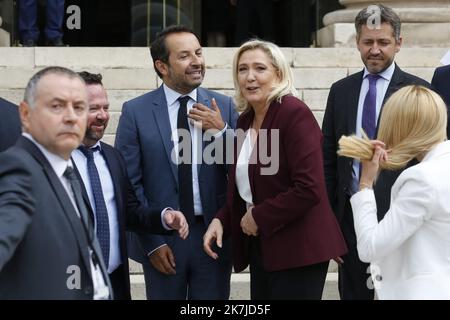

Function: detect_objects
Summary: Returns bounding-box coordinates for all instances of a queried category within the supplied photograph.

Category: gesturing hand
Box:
[188,98,225,133]
[163,209,189,239]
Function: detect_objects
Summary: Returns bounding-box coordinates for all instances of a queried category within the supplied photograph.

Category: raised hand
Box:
[188,98,225,133]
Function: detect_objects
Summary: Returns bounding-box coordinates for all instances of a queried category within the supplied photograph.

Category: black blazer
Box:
[73,141,171,299]
[431,65,450,138]
[0,98,21,152]
[322,64,430,222]
[0,137,112,299]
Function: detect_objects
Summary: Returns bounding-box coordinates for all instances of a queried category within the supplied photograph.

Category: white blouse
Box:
[235,130,254,207]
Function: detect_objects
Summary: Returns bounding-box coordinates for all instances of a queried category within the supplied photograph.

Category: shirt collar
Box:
[363,61,396,81]
[163,83,197,108]
[22,132,73,178]
[80,140,101,150]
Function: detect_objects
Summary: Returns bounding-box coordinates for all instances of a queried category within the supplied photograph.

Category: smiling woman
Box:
[203,39,347,300]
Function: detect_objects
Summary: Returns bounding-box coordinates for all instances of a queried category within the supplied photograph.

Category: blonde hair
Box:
[338,85,447,170]
[232,39,299,113]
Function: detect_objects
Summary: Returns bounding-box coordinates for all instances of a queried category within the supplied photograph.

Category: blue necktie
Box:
[177,96,195,224]
[362,74,380,139]
[78,145,110,268]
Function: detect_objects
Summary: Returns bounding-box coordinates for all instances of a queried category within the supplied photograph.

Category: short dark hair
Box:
[24,66,83,108]
[355,4,401,41]
[150,25,200,78]
[78,71,103,85]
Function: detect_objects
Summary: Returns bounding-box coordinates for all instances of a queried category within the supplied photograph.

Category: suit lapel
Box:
[383,64,404,105]
[71,158,95,223]
[99,143,124,218]
[347,70,364,134]
[375,64,403,134]
[17,137,93,276]
[152,86,178,184]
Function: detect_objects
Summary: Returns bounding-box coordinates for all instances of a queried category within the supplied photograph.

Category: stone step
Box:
[129,272,339,300]
[128,259,339,300]
[1,47,444,145]
[128,259,338,274]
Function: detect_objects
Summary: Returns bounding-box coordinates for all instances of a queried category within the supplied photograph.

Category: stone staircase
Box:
[0,47,446,147]
[128,259,339,300]
[0,46,447,300]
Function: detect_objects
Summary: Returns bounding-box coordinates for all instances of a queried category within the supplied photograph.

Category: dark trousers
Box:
[109,264,131,300]
[249,237,329,300]
[19,0,65,41]
[338,199,375,300]
[142,216,232,300]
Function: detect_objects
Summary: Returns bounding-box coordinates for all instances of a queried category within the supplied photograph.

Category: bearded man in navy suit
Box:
[71,71,188,300]
[115,25,239,300]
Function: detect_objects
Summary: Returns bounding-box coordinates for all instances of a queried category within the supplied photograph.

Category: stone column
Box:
[317,0,450,47]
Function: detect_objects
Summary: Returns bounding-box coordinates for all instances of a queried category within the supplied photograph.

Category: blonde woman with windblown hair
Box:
[339,85,450,299]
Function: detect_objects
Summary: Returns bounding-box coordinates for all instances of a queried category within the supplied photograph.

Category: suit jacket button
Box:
[174,187,178,193]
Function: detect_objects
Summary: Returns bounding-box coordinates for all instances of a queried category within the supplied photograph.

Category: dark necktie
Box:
[362,74,380,139]
[78,145,110,268]
[63,166,95,245]
[358,74,381,184]
[177,96,195,224]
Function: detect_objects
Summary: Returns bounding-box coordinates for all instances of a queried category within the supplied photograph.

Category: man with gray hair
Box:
[322,4,429,300]
[0,66,112,299]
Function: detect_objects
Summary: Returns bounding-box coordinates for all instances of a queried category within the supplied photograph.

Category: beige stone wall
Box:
[319,1,450,47]
[0,47,447,145]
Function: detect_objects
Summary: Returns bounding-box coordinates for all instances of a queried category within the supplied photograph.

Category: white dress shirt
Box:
[22,133,110,300]
[72,142,121,274]
[164,84,204,216]
[236,130,254,208]
[163,84,226,215]
[351,62,396,193]
[147,85,227,255]
[350,141,450,299]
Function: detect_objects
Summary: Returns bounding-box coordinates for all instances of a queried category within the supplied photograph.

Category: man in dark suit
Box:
[322,4,429,300]
[0,66,112,299]
[115,25,239,299]
[0,97,21,152]
[72,71,188,300]
[431,65,450,138]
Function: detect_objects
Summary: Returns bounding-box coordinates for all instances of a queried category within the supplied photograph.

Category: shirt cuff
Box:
[147,244,168,257]
[212,122,228,139]
[161,207,173,230]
